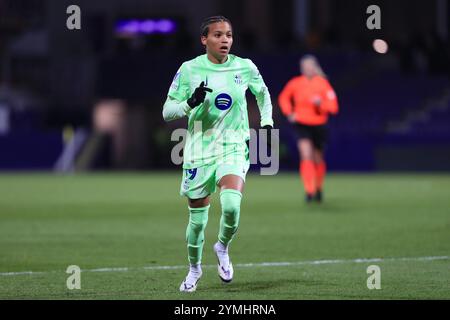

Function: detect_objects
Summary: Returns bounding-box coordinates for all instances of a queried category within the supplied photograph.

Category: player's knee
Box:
[299,141,314,160]
[220,189,242,218]
[189,219,207,235]
[222,202,240,217]
[188,206,209,234]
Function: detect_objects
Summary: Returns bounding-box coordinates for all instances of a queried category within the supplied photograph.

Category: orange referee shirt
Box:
[278,75,339,126]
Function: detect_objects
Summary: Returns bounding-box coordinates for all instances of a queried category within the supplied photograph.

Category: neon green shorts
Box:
[180,158,250,199]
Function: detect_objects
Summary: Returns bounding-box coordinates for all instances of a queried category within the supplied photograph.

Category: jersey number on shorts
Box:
[186,168,197,180]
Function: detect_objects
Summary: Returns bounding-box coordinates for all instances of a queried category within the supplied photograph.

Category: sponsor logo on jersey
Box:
[215,93,233,110]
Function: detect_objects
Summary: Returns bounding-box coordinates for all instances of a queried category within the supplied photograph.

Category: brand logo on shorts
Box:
[215,93,233,110]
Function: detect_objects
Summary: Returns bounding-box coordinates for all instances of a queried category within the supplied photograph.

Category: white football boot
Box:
[179,264,202,293]
[213,241,234,283]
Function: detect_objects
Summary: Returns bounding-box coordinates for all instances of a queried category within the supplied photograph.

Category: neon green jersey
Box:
[163,54,273,169]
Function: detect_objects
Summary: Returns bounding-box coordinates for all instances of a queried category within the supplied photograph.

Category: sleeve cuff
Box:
[182,101,192,116]
[260,119,274,128]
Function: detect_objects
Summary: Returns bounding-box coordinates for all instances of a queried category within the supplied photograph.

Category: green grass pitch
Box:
[0,172,449,299]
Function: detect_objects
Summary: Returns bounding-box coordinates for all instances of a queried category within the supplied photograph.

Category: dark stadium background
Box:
[1,0,450,303]
[0,0,449,172]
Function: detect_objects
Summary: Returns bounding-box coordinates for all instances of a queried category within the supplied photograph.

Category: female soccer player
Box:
[162,16,274,292]
[278,55,338,203]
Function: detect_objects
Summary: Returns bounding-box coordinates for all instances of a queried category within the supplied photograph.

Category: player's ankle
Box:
[215,241,228,252]
[189,263,202,273]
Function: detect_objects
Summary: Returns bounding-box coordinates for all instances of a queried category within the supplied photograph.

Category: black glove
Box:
[187,81,213,108]
[262,125,272,150]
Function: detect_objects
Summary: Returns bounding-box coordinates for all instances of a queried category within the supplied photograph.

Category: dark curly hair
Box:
[200,16,232,37]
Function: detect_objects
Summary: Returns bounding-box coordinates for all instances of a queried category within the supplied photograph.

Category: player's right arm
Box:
[163,64,212,122]
[162,63,191,122]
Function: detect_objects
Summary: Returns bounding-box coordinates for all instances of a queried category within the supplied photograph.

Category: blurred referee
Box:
[278,55,339,203]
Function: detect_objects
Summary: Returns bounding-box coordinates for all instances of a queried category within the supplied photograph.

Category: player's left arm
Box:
[247,59,274,128]
[319,79,339,115]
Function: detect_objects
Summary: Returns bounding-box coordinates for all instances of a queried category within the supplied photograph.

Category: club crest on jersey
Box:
[234,74,242,85]
[215,93,233,110]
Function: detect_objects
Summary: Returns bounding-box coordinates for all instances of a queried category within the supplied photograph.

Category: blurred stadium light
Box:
[115,18,178,37]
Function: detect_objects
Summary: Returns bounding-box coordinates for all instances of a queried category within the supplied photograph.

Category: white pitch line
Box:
[0,255,448,277]
[0,271,46,276]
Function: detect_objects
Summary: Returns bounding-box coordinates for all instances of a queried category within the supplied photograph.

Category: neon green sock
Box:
[186,205,209,265]
[218,189,242,246]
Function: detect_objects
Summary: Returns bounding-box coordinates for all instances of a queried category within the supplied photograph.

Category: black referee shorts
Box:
[294,123,328,150]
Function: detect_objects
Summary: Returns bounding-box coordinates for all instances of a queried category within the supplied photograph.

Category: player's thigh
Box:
[180,165,216,203]
[311,125,328,154]
[298,139,314,160]
[218,174,245,193]
[313,149,324,163]
[188,195,210,208]
[294,124,315,160]
[216,160,249,193]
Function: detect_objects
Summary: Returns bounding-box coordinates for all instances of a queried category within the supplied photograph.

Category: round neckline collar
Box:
[204,54,232,67]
